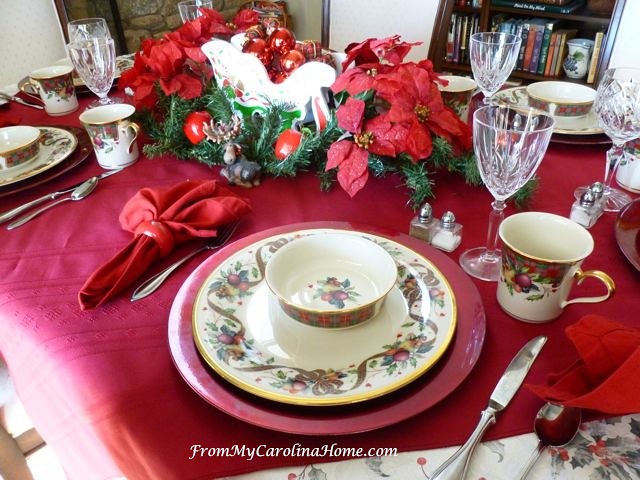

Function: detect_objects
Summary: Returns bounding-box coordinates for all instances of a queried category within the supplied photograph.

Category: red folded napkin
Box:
[527,314,640,414]
[79,179,251,310]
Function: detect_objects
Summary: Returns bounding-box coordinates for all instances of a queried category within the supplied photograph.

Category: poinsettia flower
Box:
[330,62,395,97]
[375,63,472,160]
[230,9,260,32]
[341,35,421,70]
[159,72,204,99]
[326,98,400,196]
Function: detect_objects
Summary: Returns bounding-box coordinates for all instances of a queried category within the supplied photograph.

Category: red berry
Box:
[333,290,349,301]
[514,273,532,288]
[393,349,411,362]
[227,273,241,286]
[217,333,234,345]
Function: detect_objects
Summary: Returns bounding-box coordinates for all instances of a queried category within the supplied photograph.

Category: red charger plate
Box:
[168,221,486,435]
[615,198,640,272]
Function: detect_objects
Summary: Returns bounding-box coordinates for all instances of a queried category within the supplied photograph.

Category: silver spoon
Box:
[7,176,98,230]
[517,402,582,479]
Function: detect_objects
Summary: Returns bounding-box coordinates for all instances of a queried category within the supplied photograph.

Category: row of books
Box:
[493,16,605,82]
[446,13,481,64]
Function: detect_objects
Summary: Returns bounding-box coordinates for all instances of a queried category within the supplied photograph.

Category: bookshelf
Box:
[428,0,627,86]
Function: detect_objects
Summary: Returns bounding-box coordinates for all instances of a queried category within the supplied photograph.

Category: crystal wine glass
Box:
[469,32,521,105]
[574,67,640,212]
[459,105,555,281]
[178,0,214,23]
[67,37,117,108]
[67,18,111,43]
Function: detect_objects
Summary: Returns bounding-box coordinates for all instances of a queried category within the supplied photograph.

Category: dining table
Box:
[0,90,639,480]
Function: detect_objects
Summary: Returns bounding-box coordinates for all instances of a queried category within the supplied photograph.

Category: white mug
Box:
[22,65,79,116]
[438,75,477,123]
[497,212,615,323]
[79,104,140,169]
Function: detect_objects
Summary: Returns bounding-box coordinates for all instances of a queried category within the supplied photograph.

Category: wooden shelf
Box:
[428,0,627,87]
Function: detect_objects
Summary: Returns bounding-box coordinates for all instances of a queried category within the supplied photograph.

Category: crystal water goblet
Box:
[470,32,521,105]
[574,67,640,212]
[178,0,214,23]
[459,105,555,281]
[67,18,111,43]
[67,37,117,108]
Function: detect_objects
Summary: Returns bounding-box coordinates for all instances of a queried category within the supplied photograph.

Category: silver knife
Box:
[0,92,44,110]
[430,335,547,480]
[0,168,123,224]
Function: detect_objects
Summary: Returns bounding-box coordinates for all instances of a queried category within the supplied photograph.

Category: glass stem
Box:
[483,200,507,261]
[603,143,624,195]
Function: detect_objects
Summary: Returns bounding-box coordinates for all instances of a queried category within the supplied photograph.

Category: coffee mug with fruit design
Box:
[79,103,140,169]
[22,65,79,116]
[497,211,615,323]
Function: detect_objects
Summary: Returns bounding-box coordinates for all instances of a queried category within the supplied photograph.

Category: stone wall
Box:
[64,0,291,54]
[117,0,248,53]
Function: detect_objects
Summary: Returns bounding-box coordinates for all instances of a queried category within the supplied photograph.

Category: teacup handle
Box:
[19,80,42,104]
[123,121,141,154]
[562,269,615,307]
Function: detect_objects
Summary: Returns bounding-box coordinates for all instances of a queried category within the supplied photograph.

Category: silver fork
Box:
[130,221,240,301]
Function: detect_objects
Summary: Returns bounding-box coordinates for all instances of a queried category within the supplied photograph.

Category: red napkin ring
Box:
[134,220,175,257]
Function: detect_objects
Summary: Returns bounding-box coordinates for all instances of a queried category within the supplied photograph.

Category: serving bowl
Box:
[265,233,398,328]
[526,81,596,118]
[0,126,41,171]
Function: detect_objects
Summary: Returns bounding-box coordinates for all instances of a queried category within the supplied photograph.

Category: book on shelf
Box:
[490,0,586,14]
[520,0,574,5]
[536,19,562,75]
[587,31,605,83]
[553,28,578,76]
[516,20,531,70]
[544,32,559,76]
[445,13,480,65]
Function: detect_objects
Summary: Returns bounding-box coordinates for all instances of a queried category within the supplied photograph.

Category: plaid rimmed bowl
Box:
[265,232,398,329]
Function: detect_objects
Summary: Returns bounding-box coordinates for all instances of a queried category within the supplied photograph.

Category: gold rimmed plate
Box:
[0,126,77,187]
[192,228,457,407]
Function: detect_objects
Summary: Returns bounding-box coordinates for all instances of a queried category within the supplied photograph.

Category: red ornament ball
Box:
[267,27,296,55]
[280,49,306,74]
[274,128,303,160]
[183,110,212,144]
[244,24,266,41]
[242,38,273,66]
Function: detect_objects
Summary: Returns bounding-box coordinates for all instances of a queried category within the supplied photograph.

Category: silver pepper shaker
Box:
[431,211,463,252]
[589,181,605,217]
[409,202,438,243]
[570,188,598,228]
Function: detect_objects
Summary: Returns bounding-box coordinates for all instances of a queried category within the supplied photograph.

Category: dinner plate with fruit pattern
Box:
[191,228,457,406]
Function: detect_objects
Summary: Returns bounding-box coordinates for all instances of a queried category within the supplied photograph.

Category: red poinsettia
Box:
[119,8,259,110]
[326,37,473,198]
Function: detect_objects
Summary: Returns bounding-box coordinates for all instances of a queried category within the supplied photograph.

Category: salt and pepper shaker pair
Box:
[409,203,463,252]
[569,182,605,228]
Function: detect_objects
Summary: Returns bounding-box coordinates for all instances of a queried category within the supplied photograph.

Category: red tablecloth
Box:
[0,98,638,480]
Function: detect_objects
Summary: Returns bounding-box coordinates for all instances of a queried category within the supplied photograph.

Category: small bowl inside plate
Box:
[0,126,40,171]
[265,233,398,329]
[526,81,596,118]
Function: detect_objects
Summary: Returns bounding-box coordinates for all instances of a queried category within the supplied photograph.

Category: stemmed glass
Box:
[469,32,521,105]
[178,0,214,23]
[67,37,117,108]
[66,18,117,108]
[67,18,111,43]
[459,105,555,281]
[574,67,640,212]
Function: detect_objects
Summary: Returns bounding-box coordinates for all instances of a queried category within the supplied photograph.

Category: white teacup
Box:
[22,65,79,116]
[438,75,476,123]
[497,212,615,323]
[79,104,140,170]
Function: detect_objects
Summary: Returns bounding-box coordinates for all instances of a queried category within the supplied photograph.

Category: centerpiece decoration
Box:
[119,7,535,208]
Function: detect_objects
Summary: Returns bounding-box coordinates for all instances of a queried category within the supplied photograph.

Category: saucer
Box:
[0,127,77,187]
[192,228,457,406]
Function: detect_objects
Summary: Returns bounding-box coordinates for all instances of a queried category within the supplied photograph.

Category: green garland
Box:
[137,81,536,209]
